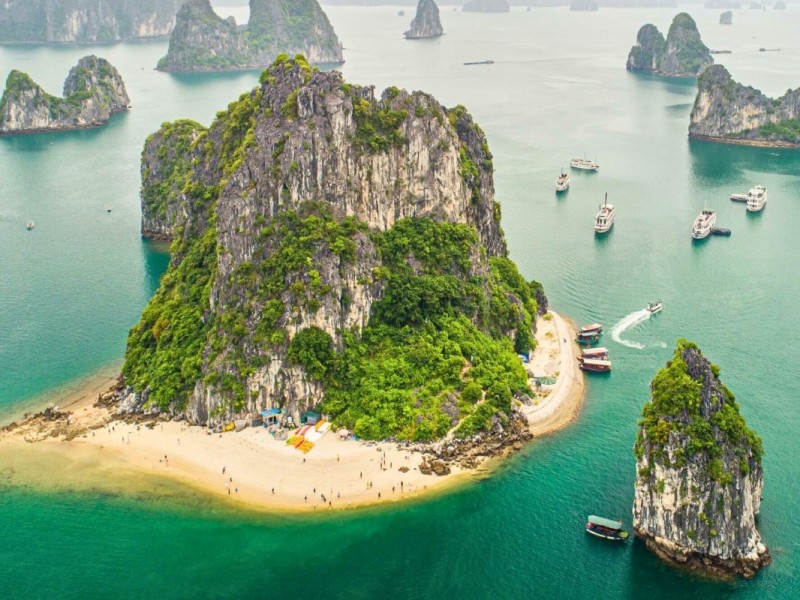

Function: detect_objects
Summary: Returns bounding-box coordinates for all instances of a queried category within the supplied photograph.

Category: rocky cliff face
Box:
[463,0,511,12]
[158,0,343,72]
[626,13,712,76]
[689,64,800,147]
[405,0,443,39]
[633,340,770,579]
[126,56,542,440]
[0,55,129,135]
[0,0,183,43]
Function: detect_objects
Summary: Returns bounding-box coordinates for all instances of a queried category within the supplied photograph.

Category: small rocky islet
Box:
[0,56,129,135]
[633,340,770,579]
[0,0,183,43]
[405,0,444,39]
[626,13,712,77]
[157,0,343,72]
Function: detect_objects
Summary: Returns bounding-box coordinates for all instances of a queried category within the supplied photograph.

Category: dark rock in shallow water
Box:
[158,0,343,72]
[0,56,129,135]
[633,340,770,579]
[405,0,444,39]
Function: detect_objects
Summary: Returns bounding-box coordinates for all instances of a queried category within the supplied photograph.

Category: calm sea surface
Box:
[1,5,799,598]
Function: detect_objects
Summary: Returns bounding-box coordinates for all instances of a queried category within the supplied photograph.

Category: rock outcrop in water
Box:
[0,56,129,135]
[633,340,770,579]
[126,55,545,441]
[719,10,733,24]
[689,65,800,147]
[157,0,343,72]
[405,0,444,39]
[463,0,510,12]
[626,13,712,76]
[0,0,183,43]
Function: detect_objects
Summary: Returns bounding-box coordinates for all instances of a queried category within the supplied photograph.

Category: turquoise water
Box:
[2,6,800,598]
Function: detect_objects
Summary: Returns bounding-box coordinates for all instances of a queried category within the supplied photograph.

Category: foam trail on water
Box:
[610,309,650,349]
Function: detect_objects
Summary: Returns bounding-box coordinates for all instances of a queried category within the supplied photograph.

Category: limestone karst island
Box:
[2,1,796,597]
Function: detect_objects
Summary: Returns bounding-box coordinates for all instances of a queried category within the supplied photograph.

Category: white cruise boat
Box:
[570,157,599,171]
[746,185,767,212]
[691,209,716,239]
[555,171,570,192]
[594,193,615,233]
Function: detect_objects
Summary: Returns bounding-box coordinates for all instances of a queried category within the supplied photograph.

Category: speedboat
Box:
[556,171,570,192]
[647,300,662,314]
[691,209,716,239]
[585,516,629,541]
[746,185,767,212]
[26,221,35,230]
[594,193,615,234]
[570,157,599,171]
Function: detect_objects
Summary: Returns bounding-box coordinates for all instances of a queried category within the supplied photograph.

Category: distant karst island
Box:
[0,56,129,135]
[463,0,511,12]
[689,65,800,147]
[719,10,733,24]
[634,340,770,579]
[157,0,343,72]
[626,13,713,77]
[0,0,184,43]
[405,0,444,39]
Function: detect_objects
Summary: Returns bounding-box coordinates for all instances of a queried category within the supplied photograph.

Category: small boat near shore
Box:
[646,300,662,314]
[580,323,603,334]
[730,193,749,202]
[746,185,767,212]
[463,60,494,66]
[580,347,609,361]
[570,157,599,171]
[711,228,731,236]
[691,208,716,240]
[585,516,629,541]
[579,358,612,372]
[594,193,615,234]
[556,171,570,192]
[576,332,600,345]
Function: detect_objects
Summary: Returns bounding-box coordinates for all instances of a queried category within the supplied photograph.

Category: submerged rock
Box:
[463,0,510,12]
[0,0,183,43]
[689,64,800,147]
[405,0,444,39]
[0,56,129,135]
[157,0,343,72]
[633,340,770,579]
[626,13,712,76]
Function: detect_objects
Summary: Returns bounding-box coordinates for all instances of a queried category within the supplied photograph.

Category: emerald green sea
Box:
[1,5,799,598]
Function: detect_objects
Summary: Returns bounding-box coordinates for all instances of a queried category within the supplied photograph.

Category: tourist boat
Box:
[569,157,599,171]
[585,516,629,541]
[746,185,767,212]
[26,221,35,230]
[580,323,603,334]
[691,208,716,240]
[646,300,662,314]
[580,347,609,361]
[594,193,615,234]
[579,358,612,372]
[730,193,749,202]
[576,330,600,345]
[463,60,495,66]
[555,171,570,192]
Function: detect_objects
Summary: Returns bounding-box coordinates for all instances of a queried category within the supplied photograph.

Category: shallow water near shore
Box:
[2,5,800,599]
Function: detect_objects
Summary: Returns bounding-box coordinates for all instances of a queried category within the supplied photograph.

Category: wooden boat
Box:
[579,358,612,372]
[580,347,609,361]
[580,323,603,334]
[576,332,599,345]
[585,515,629,541]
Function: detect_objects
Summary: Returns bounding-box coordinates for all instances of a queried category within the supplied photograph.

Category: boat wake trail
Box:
[610,309,651,349]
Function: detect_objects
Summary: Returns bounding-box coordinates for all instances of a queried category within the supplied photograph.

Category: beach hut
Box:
[302,411,320,425]
[261,408,281,426]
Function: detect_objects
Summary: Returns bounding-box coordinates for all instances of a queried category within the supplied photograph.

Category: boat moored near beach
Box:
[579,358,612,372]
[585,516,629,541]
[691,209,716,240]
[580,323,603,334]
[746,185,767,212]
[580,347,609,361]
[576,331,600,345]
[556,171,570,192]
